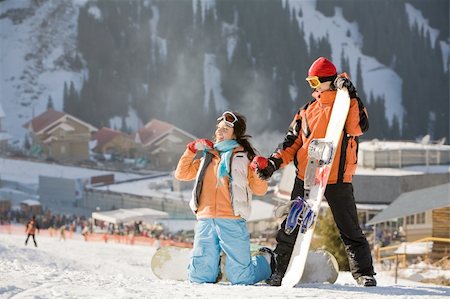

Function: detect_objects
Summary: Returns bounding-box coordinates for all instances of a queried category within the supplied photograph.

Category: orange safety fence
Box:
[83,232,193,248]
[0,225,193,248]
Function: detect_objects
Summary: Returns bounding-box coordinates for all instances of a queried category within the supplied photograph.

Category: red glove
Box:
[251,156,276,180]
[187,139,214,153]
[250,156,268,171]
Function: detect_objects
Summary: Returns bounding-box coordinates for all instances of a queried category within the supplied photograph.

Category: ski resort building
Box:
[23,109,97,162]
[358,139,450,169]
[91,127,138,158]
[134,119,197,171]
[367,183,450,260]
[82,174,194,219]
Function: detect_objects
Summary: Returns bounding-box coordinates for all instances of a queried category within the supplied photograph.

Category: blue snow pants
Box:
[188,218,271,285]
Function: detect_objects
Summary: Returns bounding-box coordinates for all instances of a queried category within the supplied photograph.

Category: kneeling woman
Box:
[175,111,274,285]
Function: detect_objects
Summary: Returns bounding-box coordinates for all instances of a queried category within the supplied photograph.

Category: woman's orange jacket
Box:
[175,146,267,219]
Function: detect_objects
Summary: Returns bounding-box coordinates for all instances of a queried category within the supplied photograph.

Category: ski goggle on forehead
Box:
[305,76,322,89]
[217,111,238,127]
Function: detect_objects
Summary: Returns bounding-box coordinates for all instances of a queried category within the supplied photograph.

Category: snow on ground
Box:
[1,233,449,299]
[0,158,143,186]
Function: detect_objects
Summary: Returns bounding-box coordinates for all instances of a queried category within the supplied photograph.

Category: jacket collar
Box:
[312,90,337,106]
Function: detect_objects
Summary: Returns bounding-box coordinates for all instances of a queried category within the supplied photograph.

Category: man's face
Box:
[315,81,332,92]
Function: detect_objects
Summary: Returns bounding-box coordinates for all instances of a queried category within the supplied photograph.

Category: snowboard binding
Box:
[304,139,334,192]
[284,196,316,235]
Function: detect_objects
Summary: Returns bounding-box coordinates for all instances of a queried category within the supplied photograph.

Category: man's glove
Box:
[187,139,214,153]
[251,156,276,180]
[334,76,357,98]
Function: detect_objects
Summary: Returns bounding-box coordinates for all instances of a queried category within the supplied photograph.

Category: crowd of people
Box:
[1,208,87,233]
[93,220,193,244]
[0,207,194,245]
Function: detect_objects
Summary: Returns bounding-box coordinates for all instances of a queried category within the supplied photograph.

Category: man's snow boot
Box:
[265,253,290,286]
[356,275,377,287]
[266,271,284,286]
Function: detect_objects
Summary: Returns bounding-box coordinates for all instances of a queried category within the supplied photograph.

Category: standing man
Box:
[251,57,376,287]
[25,215,40,247]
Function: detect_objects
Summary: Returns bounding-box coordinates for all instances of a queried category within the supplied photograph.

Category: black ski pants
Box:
[25,234,37,247]
[274,178,375,279]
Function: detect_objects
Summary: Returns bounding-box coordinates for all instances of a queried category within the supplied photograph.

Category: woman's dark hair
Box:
[226,111,258,160]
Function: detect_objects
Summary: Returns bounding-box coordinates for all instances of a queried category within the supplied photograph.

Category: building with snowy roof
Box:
[367,183,449,258]
[91,127,138,158]
[0,157,144,215]
[23,109,97,162]
[134,119,197,171]
[358,139,450,169]
[82,174,194,219]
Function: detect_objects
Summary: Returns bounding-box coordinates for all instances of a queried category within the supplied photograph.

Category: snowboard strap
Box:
[283,196,316,235]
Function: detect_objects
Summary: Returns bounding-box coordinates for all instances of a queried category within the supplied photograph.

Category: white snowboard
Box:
[281,88,351,287]
[150,246,339,284]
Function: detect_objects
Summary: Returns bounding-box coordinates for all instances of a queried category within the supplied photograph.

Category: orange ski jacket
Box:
[175,146,268,220]
[26,220,38,235]
[270,90,369,184]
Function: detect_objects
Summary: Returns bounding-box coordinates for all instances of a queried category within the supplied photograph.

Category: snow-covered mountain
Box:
[0,0,87,147]
[0,0,448,147]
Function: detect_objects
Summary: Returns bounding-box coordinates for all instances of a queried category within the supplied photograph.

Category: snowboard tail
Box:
[151,245,339,284]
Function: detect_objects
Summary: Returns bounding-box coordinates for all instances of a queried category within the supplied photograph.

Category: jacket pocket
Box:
[345,137,358,174]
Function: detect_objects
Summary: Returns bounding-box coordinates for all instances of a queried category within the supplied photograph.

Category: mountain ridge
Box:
[0,0,448,147]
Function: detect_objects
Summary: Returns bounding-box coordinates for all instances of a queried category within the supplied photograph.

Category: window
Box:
[416,212,426,224]
[406,215,415,225]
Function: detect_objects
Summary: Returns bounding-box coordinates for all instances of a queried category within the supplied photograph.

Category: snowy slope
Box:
[0,0,87,147]
[1,233,449,299]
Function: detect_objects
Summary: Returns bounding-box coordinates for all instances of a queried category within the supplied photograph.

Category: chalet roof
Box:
[137,119,173,145]
[136,119,195,146]
[92,127,127,149]
[23,109,97,134]
[23,109,65,133]
[367,183,450,225]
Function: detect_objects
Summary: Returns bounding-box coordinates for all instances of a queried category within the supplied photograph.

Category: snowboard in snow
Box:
[281,88,351,288]
[150,246,339,284]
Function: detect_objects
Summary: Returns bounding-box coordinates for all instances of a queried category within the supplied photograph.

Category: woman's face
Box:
[215,120,235,142]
